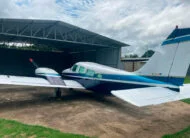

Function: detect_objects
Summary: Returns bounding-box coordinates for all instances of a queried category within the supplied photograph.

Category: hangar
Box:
[0,18,128,76]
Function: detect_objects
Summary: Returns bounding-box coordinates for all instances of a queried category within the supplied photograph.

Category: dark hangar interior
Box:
[0,18,129,76]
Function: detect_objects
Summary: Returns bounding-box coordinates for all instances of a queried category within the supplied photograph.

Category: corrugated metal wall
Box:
[69,48,122,68]
[96,48,122,68]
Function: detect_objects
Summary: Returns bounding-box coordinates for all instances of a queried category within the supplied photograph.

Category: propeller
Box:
[29,58,39,68]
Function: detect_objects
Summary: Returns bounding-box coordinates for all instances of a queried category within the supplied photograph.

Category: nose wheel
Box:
[55,88,62,98]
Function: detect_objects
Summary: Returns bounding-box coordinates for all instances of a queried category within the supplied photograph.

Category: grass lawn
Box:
[0,118,89,138]
[162,126,190,138]
[184,76,190,84]
[182,77,190,104]
[162,77,190,138]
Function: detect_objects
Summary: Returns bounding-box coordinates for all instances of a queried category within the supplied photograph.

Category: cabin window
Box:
[79,66,86,74]
[71,64,78,72]
[86,69,95,77]
[97,74,102,78]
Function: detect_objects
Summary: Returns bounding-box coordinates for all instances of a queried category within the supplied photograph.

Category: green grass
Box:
[162,77,190,138]
[0,118,89,138]
[181,98,190,104]
[182,77,190,104]
[162,126,190,138]
[184,77,190,84]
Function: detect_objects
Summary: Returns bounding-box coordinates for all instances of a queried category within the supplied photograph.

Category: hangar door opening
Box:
[0,47,122,77]
[0,18,128,76]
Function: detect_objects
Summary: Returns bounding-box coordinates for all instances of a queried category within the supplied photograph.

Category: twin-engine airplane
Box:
[1,27,190,107]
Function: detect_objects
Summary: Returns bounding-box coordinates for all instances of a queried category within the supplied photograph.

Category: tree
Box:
[141,50,155,58]
[124,54,139,58]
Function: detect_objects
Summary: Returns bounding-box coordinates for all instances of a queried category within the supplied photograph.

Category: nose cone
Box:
[62,68,71,74]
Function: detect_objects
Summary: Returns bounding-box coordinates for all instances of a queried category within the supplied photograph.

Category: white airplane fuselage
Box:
[62,62,179,93]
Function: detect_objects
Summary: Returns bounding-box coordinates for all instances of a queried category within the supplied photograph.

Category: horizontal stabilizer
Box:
[111,84,190,107]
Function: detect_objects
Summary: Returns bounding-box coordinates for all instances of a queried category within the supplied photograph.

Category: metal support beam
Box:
[1,21,3,33]
[17,26,19,35]
[32,27,43,37]
[5,26,17,34]
[19,21,34,35]
[30,26,32,36]
[45,27,53,38]
[44,21,59,39]
[54,27,56,39]
[0,18,128,48]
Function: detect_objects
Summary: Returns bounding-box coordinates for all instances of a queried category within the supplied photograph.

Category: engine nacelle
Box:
[35,68,60,77]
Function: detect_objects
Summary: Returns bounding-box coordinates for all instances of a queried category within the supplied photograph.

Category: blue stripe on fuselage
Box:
[62,73,182,92]
[143,76,184,86]
[62,73,179,86]
[62,73,155,92]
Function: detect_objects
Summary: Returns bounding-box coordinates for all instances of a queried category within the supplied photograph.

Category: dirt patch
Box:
[0,85,189,138]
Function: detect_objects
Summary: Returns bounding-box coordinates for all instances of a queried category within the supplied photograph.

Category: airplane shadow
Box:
[0,89,150,118]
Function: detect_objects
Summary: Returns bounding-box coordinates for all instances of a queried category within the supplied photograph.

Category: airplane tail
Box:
[136,27,190,86]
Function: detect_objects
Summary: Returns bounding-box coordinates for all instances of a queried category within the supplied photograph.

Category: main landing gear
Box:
[55,88,62,98]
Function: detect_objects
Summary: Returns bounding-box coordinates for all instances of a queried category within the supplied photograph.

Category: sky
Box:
[0,0,189,56]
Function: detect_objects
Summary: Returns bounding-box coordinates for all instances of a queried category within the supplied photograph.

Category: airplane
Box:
[0,26,190,107]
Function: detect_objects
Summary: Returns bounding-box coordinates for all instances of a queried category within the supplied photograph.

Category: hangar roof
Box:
[0,18,129,52]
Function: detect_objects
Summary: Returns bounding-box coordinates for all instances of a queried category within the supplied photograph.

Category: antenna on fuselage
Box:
[29,58,39,68]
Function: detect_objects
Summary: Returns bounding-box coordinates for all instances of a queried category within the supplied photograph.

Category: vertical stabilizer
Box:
[136,27,190,86]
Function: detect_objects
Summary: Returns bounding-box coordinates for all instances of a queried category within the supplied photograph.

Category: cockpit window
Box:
[79,66,86,74]
[71,64,78,72]
[86,69,95,77]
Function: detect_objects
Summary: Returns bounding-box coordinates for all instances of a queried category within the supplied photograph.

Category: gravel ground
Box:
[0,85,189,138]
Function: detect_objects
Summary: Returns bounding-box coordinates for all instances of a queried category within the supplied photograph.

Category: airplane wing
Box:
[111,84,190,107]
[0,75,85,89]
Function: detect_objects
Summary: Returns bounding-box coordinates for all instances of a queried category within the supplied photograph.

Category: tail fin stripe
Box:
[162,35,190,46]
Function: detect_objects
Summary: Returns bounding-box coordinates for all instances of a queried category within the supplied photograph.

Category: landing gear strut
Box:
[55,88,62,98]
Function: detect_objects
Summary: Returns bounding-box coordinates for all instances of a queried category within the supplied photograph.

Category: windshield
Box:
[71,64,78,72]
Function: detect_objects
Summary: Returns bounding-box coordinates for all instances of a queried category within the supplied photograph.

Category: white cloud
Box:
[0,0,189,56]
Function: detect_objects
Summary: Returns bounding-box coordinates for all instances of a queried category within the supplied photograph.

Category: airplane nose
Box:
[62,68,70,74]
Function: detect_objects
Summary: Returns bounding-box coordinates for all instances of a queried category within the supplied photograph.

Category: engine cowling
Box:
[35,68,60,77]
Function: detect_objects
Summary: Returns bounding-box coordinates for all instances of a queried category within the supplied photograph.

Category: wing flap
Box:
[111,84,190,107]
[0,75,85,89]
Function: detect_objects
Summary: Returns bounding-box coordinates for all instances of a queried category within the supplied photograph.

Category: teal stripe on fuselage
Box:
[162,35,190,46]
[101,74,166,85]
[36,73,61,77]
